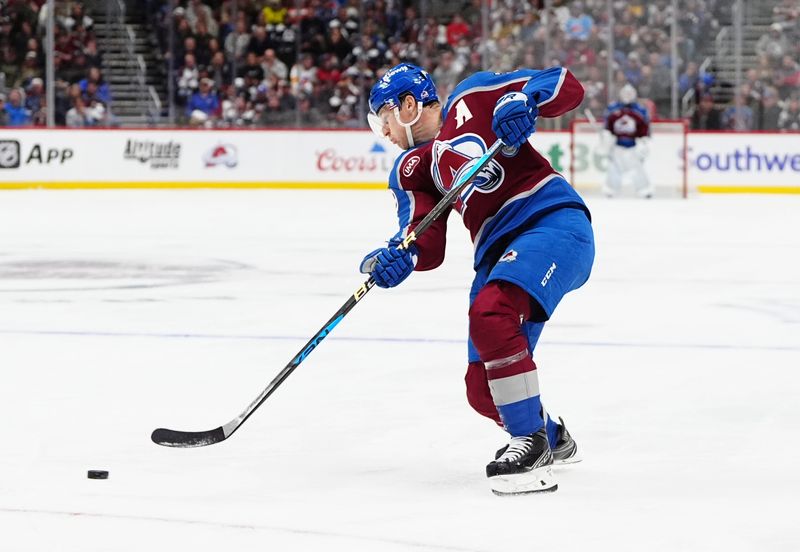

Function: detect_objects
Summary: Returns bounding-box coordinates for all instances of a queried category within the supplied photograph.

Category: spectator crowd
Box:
[690,0,800,130]
[2,0,799,130]
[0,0,112,127]
[145,0,799,130]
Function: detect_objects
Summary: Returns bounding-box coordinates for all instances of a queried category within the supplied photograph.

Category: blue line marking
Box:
[0,329,797,352]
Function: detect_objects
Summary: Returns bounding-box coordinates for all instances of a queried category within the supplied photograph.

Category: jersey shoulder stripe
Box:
[604,102,623,118]
[528,67,568,108]
[442,70,537,120]
[388,145,431,238]
[633,103,650,122]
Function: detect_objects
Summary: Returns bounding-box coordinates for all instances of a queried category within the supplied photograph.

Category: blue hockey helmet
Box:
[368,63,439,146]
[368,63,439,115]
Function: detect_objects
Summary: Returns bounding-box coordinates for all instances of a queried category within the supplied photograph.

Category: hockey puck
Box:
[87,470,109,480]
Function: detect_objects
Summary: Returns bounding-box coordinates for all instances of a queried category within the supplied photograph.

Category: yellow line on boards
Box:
[3,182,797,194]
[697,186,800,194]
[0,182,389,190]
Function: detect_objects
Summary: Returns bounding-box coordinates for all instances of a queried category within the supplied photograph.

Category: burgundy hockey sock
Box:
[465,361,503,426]
[468,281,543,436]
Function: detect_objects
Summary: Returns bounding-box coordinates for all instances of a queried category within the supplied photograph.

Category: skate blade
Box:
[492,484,558,496]
[489,465,557,496]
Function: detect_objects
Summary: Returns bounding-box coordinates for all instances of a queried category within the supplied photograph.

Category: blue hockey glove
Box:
[492,91,538,148]
[360,238,418,289]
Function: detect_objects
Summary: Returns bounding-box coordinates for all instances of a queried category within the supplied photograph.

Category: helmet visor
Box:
[367,112,387,139]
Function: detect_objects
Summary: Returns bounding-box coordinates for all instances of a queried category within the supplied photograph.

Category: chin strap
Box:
[393,101,423,147]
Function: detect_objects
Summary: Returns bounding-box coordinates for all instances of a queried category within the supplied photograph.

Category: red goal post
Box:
[568,118,689,198]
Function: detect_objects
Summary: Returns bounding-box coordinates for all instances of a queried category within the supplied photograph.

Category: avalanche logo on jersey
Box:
[612,114,638,137]
[431,134,504,214]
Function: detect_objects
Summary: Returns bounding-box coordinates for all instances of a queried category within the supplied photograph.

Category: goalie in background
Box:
[602,84,653,198]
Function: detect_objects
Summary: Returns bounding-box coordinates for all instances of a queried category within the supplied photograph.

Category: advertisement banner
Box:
[0,129,402,189]
[0,129,798,192]
[686,133,800,193]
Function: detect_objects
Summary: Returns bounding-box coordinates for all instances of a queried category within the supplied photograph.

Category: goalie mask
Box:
[619,84,637,105]
[368,63,439,147]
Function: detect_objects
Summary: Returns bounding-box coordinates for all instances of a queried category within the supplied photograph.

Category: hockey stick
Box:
[151,139,506,448]
[584,107,606,140]
[584,107,613,167]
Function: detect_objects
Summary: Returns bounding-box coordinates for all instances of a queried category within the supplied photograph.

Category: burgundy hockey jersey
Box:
[387,67,589,269]
[604,101,651,148]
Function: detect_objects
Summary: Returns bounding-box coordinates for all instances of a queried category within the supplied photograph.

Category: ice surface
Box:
[0,190,798,551]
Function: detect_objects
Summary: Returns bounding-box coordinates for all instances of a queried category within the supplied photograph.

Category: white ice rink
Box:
[0,189,798,551]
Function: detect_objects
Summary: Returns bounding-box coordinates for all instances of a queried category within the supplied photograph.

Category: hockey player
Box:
[361,63,594,495]
[603,83,653,198]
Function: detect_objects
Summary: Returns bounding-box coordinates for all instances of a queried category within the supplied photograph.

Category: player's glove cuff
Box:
[360,238,418,289]
[492,92,538,148]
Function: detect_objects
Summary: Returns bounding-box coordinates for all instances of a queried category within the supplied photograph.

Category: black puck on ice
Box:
[87,470,109,480]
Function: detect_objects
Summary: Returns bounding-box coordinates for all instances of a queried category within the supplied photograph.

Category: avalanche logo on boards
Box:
[204,144,238,168]
[431,134,504,213]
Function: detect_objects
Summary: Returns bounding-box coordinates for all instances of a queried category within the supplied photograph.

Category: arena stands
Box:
[0,0,113,126]
[2,0,798,130]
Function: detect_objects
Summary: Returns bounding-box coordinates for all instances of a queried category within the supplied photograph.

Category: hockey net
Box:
[568,119,688,198]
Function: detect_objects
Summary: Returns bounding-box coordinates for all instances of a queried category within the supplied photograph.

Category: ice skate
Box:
[550,417,581,464]
[600,182,617,198]
[495,417,581,465]
[486,428,557,495]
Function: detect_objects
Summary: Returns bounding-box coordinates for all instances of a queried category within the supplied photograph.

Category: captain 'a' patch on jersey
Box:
[430,133,504,214]
[453,99,474,128]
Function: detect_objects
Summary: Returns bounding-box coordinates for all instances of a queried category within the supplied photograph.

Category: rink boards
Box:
[0,128,797,193]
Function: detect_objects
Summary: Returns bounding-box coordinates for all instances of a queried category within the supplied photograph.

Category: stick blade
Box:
[151,426,226,448]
